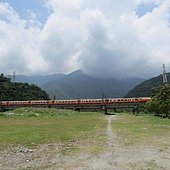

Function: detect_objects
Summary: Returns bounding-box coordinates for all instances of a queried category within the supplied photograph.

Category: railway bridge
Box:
[0,98,147,114]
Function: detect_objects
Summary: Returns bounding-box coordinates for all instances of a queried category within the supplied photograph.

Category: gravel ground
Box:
[0,115,169,170]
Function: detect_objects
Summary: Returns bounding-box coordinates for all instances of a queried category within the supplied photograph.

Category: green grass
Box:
[1,108,169,154]
[0,108,106,151]
[112,113,170,148]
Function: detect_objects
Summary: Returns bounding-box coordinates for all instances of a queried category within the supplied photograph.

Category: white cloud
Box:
[0,2,49,75]
[0,0,170,78]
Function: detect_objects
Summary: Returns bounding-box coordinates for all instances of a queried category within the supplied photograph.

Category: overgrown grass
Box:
[112,113,170,148]
[0,108,106,152]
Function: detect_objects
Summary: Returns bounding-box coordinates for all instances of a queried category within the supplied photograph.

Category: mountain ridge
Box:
[15,73,66,86]
[125,73,170,97]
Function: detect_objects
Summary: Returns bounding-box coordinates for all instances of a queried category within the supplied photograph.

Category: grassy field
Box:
[0,109,169,150]
[0,108,106,153]
[0,108,170,169]
[112,113,170,149]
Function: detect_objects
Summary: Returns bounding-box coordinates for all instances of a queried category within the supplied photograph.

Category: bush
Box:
[145,84,170,118]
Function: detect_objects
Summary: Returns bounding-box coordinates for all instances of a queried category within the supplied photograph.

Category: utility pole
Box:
[162,64,168,83]
[12,70,16,82]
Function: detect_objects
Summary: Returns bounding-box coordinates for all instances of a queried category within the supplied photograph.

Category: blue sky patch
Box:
[136,1,159,17]
[0,0,49,24]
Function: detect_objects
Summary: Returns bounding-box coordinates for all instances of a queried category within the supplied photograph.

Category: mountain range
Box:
[15,73,65,86]
[15,70,145,99]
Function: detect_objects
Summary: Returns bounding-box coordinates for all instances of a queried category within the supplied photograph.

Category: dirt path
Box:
[107,115,117,148]
[80,115,118,170]
[0,115,170,170]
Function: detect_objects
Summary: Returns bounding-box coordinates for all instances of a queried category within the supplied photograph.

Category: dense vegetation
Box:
[0,74,49,101]
[125,73,170,97]
[145,84,170,118]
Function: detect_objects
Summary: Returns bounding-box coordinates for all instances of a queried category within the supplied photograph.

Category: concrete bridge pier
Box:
[0,105,5,112]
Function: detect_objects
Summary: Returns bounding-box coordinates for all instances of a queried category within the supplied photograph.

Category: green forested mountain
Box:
[125,73,170,97]
[0,74,49,101]
[42,70,144,99]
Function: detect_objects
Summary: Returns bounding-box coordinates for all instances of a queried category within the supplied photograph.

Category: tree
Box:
[146,84,170,118]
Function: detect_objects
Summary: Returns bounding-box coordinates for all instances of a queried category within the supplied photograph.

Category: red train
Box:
[0,97,151,107]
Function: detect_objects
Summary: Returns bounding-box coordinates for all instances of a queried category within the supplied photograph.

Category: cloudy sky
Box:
[0,0,170,79]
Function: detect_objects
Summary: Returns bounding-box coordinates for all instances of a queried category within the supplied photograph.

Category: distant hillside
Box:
[15,73,65,86]
[0,74,49,101]
[42,70,144,99]
[125,73,170,97]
